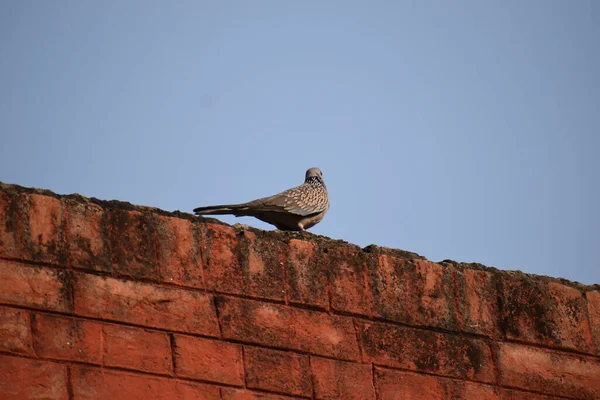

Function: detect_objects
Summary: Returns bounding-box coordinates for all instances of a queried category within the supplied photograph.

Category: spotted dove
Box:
[193,167,329,231]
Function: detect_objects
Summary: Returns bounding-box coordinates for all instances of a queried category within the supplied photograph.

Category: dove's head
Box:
[305,167,325,185]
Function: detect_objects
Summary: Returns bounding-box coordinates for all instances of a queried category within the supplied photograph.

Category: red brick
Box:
[0,190,19,258]
[462,383,499,400]
[496,342,600,399]
[311,357,375,399]
[0,306,33,355]
[358,320,495,383]
[156,216,204,288]
[103,324,172,374]
[375,367,498,400]
[201,225,285,301]
[174,334,243,386]
[499,389,560,400]
[65,200,110,272]
[221,388,298,400]
[217,296,360,360]
[498,274,594,353]
[71,366,220,400]
[587,290,600,355]
[32,313,102,364]
[0,355,68,400]
[0,193,65,264]
[0,260,71,312]
[28,195,66,263]
[244,346,312,397]
[105,209,157,279]
[330,245,374,317]
[455,268,500,338]
[73,272,219,336]
[200,223,238,283]
[370,257,461,331]
[287,239,328,308]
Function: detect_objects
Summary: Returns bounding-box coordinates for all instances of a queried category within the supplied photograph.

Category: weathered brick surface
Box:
[174,334,244,386]
[155,215,204,288]
[496,342,600,399]
[0,260,71,312]
[103,324,172,374]
[587,290,600,355]
[329,244,375,316]
[221,388,299,400]
[71,366,220,400]
[198,223,239,292]
[0,193,65,264]
[27,194,66,263]
[375,367,498,400]
[368,258,500,339]
[217,296,360,360]
[454,267,500,337]
[201,225,285,301]
[499,389,561,400]
[0,306,33,355]
[1,183,599,400]
[64,200,110,272]
[0,190,19,258]
[104,209,158,279]
[371,257,457,329]
[498,273,594,353]
[0,355,68,400]
[311,357,375,400]
[358,320,495,382]
[244,346,312,397]
[73,272,219,336]
[32,313,102,364]
[287,239,328,308]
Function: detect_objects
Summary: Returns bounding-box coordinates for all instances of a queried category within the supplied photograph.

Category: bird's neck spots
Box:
[305,176,323,185]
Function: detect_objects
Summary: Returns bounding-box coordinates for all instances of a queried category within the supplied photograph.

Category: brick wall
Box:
[0,181,599,400]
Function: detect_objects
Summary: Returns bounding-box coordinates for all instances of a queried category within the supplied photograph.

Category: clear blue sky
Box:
[1,2,598,284]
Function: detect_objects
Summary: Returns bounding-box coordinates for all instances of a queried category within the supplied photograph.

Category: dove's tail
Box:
[193,204,252,216]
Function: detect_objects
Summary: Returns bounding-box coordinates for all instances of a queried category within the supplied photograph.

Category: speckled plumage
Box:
[193,167,329,231]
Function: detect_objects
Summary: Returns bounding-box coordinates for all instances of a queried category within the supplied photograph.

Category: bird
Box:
[193,167,329,231]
